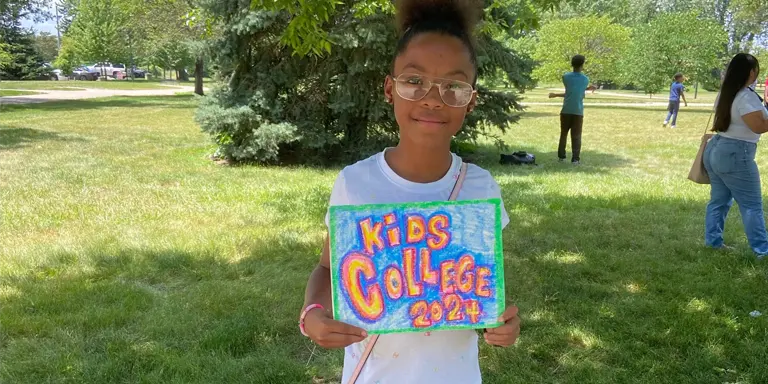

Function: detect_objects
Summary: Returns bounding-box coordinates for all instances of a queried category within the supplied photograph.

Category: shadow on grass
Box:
[0,94,196,113]
[3,189,767,383]
[461,142,632,175]
[0,127,84,150]
[0,233,333,384]
[488,186,768,383]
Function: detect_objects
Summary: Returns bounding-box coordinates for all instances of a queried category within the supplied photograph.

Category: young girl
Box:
[299,0,520,382]
[704,53,768,256]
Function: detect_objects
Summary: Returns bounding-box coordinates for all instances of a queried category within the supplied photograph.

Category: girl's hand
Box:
[303,308,368,349]
[484,306,520,347]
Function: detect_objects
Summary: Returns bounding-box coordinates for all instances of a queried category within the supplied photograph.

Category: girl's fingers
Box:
[483,332,516,346]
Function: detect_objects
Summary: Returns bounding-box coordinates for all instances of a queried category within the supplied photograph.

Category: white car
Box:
[88,62,127,78]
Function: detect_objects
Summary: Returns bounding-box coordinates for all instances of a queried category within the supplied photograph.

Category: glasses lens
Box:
[395,74,473,107]
[396,74,430,101]
[439,81,474,107]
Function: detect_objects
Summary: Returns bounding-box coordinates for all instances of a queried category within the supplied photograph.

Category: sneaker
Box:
[671,125,677,129]
[558,158,565,162]
[572,160,580,165]
[663,121,668,128]
[709,244,734,251]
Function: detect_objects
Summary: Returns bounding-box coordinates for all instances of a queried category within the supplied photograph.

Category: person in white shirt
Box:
[298,1,521,383]
[704,53,768,257]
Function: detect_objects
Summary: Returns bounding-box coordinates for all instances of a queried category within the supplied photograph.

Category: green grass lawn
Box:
[0,80,189,91]
[1,94,767,383]
[519,87,719,104]
[0,89,41,97]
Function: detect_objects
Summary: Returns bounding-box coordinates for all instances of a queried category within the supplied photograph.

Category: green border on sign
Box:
[328,198,505,333]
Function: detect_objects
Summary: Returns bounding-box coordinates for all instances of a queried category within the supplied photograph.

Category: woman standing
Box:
[704,53,768,257]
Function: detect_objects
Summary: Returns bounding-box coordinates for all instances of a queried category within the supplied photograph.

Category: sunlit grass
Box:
[0,80,190,91]
[0,90,41,97]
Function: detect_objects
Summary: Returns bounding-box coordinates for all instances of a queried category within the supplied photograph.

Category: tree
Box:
[619,12,728,96]
[66,0,130,77]
[33,32,59,62]
[532,16,630,85]
[0,43,11,67]
[196,0,563,164]
[0,20,48,80]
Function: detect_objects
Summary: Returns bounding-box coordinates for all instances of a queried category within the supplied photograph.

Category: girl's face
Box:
[384,33,477,150]
[748,67,758,86]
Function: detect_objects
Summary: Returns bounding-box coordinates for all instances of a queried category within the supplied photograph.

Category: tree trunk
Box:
[194,56,204,96]
[695,82,699,99]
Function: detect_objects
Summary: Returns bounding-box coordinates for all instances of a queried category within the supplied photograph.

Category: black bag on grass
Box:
[500,151,536,165]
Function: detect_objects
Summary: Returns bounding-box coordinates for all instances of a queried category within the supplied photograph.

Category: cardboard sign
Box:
[329,199,505,334]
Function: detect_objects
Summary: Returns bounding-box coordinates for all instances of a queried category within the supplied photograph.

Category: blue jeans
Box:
[665,100,680,125]
[703,135,768,255]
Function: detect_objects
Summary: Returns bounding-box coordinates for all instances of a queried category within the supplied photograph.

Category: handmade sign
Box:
[329,199,504,334]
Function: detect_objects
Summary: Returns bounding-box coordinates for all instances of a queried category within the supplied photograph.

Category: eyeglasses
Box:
[393,73,475,108]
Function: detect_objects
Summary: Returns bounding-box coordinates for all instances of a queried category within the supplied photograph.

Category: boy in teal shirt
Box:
[663,73,688,129]
[549,55,595,164]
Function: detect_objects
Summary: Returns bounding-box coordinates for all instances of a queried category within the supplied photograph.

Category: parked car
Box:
[51,69,69,81]
[71,67,99,81]
[127,67,146,78]
[89,62,127,78]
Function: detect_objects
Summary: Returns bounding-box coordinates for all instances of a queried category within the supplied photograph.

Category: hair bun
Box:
[395,0,482,36]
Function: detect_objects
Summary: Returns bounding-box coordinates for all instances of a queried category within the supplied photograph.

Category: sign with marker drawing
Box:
[329,199,505,334]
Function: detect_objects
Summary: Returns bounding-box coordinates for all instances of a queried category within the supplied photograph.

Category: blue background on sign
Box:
[330,201,500,333]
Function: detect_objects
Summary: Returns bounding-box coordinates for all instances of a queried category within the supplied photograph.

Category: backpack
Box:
[500,151,536,166]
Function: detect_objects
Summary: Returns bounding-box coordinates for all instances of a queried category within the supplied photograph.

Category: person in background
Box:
[548,55,596,164]
[703,53,768,257]
[663,73,688,129]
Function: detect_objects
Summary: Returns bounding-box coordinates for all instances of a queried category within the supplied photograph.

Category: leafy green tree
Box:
[532,16,630,85]
[66,0,130,76]
[33,32,59,62]
[619,12,727,96]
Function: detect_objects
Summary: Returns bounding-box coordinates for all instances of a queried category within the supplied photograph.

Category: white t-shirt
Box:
[718,87,768,143]
[324,149,510,384]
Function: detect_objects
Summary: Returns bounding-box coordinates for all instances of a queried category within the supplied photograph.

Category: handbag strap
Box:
[346,161,469,384]
[704,112,714,134]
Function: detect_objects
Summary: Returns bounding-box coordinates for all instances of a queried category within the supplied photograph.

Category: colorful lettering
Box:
[440,260,456,294]
[427,214,451,250]
[456,254,475,294]
[410,300,431,328]
[359,218,384,255]
[419,248,438,285]
[444,294,464,321]
[384,266,403,300]
[403,248,423,297]
[341,253,384,321]
[430,301,444,322]
[406,215,426,244]
[475,267,491,297]
[464,299,481,324]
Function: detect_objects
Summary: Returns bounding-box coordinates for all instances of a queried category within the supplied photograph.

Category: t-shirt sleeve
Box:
[487,178,511,229]
[736,91,766,117]
[324,171,350,229]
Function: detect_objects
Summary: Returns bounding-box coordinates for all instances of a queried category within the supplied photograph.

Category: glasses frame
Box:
[392,73,476,108]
